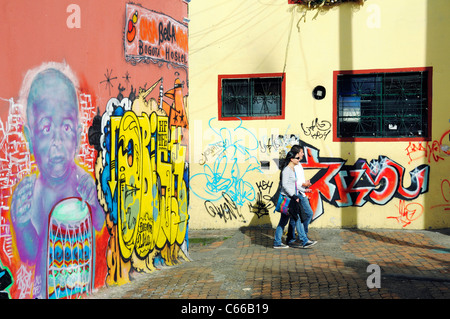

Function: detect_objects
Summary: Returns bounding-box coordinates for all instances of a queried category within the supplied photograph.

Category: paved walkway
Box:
[87,227,450,301]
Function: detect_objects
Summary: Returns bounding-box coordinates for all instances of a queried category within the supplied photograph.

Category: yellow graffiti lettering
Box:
[109,111,187,262]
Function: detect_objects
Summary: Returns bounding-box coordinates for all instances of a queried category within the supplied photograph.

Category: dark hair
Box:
[280,144,304,170]
[290,144,302,154]
[285,150,297,161]
[280,149,297,173]
[279,144,303,182]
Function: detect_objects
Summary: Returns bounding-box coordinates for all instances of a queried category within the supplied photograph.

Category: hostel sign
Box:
[124,4,188,68]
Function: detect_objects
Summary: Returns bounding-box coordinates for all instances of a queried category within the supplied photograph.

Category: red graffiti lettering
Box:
[387,199,424,227]
[405,129,450,164]
[300,142,430,221]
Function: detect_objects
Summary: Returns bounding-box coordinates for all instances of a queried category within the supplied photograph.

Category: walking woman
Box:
[273,149,315,249]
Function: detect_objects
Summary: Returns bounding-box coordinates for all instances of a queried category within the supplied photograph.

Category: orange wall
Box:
[1,0,188,108]
[0,0,189,299]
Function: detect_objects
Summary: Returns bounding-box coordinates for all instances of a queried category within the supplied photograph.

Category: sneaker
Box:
[288,241,302,248]
[273,243,289,249]
[302,241,316,249]
[306,240,317,246]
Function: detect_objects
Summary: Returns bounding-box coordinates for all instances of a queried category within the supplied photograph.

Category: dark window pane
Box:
[252,78,282,116]
[221,76,283,119]
[222,79,249,117]
[337,70,429,139]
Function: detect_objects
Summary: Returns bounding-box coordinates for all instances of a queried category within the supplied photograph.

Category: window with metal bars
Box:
[219,73,285,120]
[334,68,432,141]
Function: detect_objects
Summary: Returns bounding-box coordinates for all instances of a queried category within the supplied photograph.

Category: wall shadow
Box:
[339,3,357,228]
[239,225,275,248]
[425,0,450,229]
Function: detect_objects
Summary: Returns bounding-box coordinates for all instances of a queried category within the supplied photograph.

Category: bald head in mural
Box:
[26,68,80,182]
[10,63,104,299]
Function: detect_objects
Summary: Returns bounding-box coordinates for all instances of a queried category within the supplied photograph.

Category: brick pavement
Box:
[87,227,450,300]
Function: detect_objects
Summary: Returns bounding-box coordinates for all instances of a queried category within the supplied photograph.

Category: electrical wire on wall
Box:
[282,8,296,81]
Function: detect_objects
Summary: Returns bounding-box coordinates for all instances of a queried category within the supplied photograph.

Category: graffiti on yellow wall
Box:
[405,129,450,164]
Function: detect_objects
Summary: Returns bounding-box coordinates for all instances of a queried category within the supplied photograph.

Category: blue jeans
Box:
[288,217,308,245]
[287,195,313,244]
[274,213,290,246]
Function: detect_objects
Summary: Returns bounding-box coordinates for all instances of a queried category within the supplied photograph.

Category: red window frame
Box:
[218,73,286,121]
[333,67,433,142]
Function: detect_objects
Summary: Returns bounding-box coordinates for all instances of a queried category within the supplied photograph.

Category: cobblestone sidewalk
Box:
[87,227,450,301]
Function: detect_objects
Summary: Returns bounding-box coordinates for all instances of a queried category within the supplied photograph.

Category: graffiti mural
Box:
[0,63,105,299]
[387,199,424,228]
[0,1,190,299]
[90,75,189,285]
[405,129,450,164]
[0,71,189,297]
[93,3,190,287]
[194,123,430,227]
[300,118,332,140]
[0,262,12,299]
[190,117,262,206]
[248,180,275,219]
[300,142,430,221]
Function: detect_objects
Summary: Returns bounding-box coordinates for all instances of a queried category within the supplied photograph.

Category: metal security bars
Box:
[336,69,431,140]
[220,76,283,119]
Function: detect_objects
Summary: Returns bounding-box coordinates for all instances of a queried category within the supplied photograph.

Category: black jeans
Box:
[288,195,300,221]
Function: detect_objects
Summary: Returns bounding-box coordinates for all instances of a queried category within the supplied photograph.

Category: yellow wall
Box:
[188,0,450,230]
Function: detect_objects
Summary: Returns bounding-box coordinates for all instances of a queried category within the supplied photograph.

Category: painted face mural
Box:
[0,61,190,298]
[27,69,80,182]
[0,2,190,300]
[6,63,105,299]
